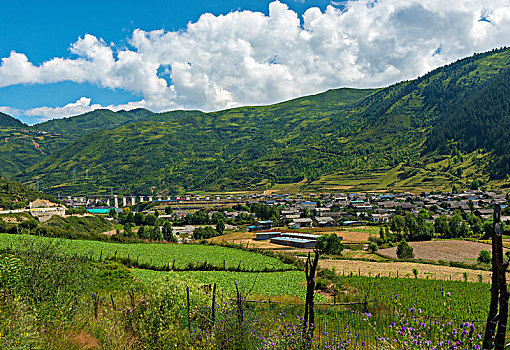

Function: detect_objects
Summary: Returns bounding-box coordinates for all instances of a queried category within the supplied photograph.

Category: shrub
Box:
[315,277,329,290]
[477,249,491,264]
[396,239,414,259]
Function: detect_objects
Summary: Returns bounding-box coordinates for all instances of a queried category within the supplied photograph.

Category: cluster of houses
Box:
[245,190,509,231]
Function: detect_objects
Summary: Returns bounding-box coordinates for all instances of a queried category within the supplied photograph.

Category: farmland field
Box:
[338,275,490,321]
[133,269,309,300]
[319,258,503,283]
[0,233,295,271]
[378,240,504,263]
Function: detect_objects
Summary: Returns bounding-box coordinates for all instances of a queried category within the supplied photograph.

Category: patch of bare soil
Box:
[100,229,117,237]
[69,331,100,349]
[378,240,502,263]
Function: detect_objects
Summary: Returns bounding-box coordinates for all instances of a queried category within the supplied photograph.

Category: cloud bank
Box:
[1,0,510,120]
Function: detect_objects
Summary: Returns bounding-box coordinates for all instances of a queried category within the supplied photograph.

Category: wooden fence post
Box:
[211,283,217,328]
[187,284,191,332]
[235,279,243,329]
[483,204,509,350]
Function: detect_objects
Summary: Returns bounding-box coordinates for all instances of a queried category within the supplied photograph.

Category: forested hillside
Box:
[18,88,376,195]
[0,128,67,178]
[0,112,25,128]
[0,176,58,210]
[34,108,154,137]
[6,47,510,195]
[427,68,510,179]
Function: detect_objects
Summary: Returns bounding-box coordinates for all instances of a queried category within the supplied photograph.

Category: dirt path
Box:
[100,229,117,237]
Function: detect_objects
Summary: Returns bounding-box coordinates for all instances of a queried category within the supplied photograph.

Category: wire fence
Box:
[182,300,490,349]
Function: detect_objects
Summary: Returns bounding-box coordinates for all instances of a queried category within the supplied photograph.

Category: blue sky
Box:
[1,0,509,124]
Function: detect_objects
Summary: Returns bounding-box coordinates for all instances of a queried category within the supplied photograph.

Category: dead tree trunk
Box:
[303,251,320,340]
[483,204,508,350]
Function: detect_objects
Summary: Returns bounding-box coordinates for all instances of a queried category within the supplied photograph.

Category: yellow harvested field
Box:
[319,259,506,284]
[337,231,371,242]
[207,231,290,249]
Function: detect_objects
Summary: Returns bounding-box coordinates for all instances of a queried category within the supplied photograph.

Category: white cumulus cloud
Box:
[23,97,147,122]
[1,0,510,120]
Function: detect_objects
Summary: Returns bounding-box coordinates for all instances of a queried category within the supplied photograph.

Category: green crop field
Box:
[339,275,490,321]
[0,233,295,271]
[132,269,308,299]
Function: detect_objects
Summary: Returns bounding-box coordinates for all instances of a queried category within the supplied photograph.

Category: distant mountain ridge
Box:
[3,47,510,195]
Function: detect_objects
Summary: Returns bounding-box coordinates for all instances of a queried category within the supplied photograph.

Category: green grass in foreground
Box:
[338,275,490,321]
[0,233,295,271]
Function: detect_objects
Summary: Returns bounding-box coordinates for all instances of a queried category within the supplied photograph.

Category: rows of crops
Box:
[0,233,294,271]
[132,269,309,299]
[339,275,490,321]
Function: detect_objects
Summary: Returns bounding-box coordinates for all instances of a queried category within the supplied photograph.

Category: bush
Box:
[478,249,492,264]
[368,241,378,253]
[316,234,344,255]
[315,277,329,290]
[396,239,414,259]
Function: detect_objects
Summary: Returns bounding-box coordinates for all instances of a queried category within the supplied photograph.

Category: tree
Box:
[126,211,135,224]
[164,206,173,215]
[384,225,390,241]
[391,215,405,237]
[468,214,483,235]
[216,219,225,235]
[133,212,143,226]
[123,223,133,238]
[434,214,449,237]
[316,234,344,255]
[396,239,414,259]
[144,214,157,226]
[478,249,492,264]
[378,227,385,242]
[470,179,480,190]
[109,208,117,218]
[150,226,163,241]
[138,225,147,239]
[368,241,378,253]
[162,222,176,242]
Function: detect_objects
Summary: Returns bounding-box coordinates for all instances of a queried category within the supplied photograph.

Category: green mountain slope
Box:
[33,108,154,137]
[0,176,58,210]
[15,47,510,195]
[0,112,25,128]
[0,128,68,178]
[18,88,376,194]
[32,108,208,138]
